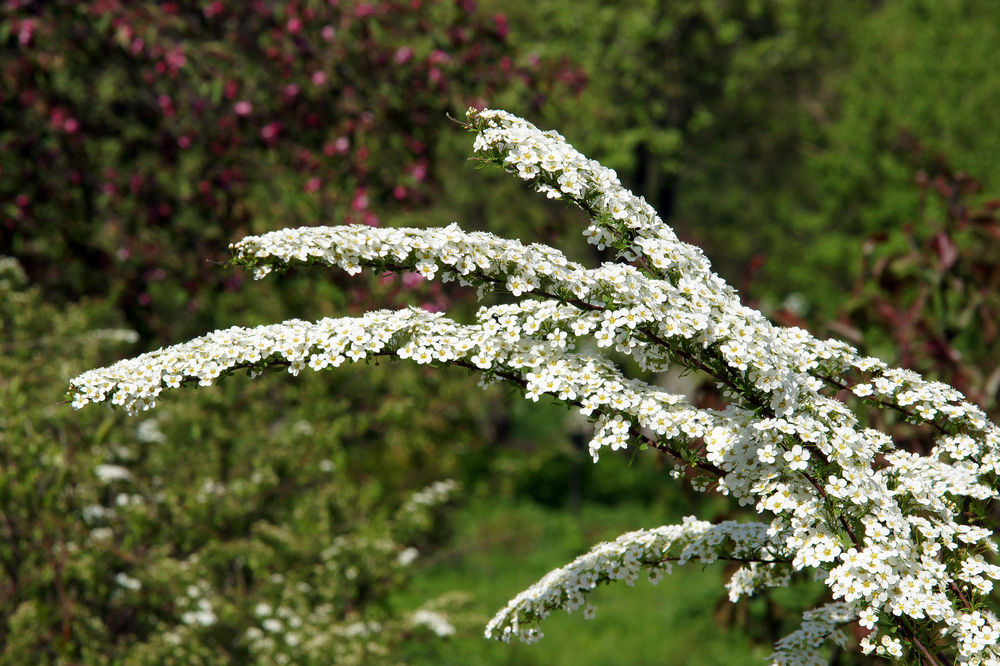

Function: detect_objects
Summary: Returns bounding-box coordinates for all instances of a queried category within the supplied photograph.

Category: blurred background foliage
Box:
[2,0,999,663]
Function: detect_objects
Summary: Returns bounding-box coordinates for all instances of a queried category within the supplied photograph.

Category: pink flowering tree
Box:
[1,0,579,341]
[71,110,1000,666]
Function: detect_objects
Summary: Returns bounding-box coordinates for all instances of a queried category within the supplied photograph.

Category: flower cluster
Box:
[771,603,855,666]
[71,109,1000,665]
[485,517,788,644]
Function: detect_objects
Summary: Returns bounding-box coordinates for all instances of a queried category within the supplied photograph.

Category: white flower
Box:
[114,572,142,590]
[757,445,777,465]
[783,445,810,471]
[852,383,874,398]
[412,610,455,637]
[398,547,419,566]
[94,464,132,483]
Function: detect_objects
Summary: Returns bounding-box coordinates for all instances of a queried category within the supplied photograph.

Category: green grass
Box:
[396,500,770,666]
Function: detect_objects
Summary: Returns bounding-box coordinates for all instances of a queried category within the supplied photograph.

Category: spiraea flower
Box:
[70,109,1000,666]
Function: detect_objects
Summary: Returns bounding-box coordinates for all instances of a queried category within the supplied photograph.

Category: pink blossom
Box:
[334,137,350,154]
[304,177,321,193]
[351,189,369,210]
[234,101,252,116]
[321,25,336,41]
[63,118,79,134]
[494,13,509,38]
[177,135,191,148]
[165,48,187,69]
[50,107,66,128]
[401,271,425,289]
[311,71,327,86]
[428,49,450,65]
[394,47,414,64]
[261,123,280,141]
[18,19,34,46]
[287,17,303,34]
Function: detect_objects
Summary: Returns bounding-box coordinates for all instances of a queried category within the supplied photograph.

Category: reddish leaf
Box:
[929,231,958,272]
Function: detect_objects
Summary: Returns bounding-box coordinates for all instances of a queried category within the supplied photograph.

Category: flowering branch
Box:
[70,108,1000,666]
[484,518,790,645]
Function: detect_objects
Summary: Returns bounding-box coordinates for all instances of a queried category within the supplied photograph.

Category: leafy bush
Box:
[1,254,506,664]
[836,156,1000,422]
